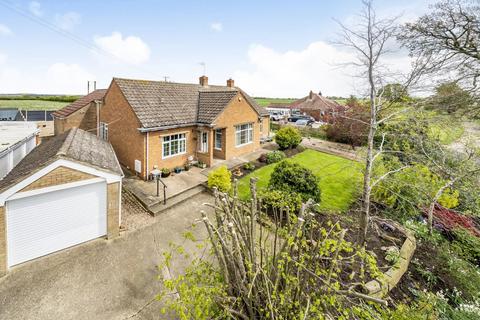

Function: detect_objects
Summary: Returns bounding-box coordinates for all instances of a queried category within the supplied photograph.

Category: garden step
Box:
[148,184,206,216]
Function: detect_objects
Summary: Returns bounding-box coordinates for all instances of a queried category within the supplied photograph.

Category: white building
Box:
[0,122,39,179]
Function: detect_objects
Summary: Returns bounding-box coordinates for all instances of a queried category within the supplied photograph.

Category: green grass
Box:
[0,99,68,110]
[254,97,297,107]
[238,149,363,213]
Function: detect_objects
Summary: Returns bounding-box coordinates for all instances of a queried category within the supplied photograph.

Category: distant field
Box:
[255,97,347,107]
[254,97,297,107]
[0,99,68,110]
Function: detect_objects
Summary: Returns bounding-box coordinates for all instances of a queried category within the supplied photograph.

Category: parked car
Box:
[295,119,310,127]
[287,114,315,124]
[269,112,283,121]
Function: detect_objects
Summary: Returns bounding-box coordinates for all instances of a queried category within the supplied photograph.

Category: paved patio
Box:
[123,166,207,215]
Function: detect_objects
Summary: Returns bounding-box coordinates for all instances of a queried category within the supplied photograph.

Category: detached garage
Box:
[0,128,123,275]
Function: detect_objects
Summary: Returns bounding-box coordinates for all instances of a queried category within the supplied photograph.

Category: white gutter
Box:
[138,122,213,133]
[145,131,149,181]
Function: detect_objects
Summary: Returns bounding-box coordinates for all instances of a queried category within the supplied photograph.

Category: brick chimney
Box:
[199,75,208,87]
[226,78,235,88]
[309,90,314,99]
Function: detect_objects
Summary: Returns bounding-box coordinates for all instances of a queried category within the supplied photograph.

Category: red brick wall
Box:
[101,81,146,178]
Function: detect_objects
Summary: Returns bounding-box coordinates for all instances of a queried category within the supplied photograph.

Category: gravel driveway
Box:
[0,191,215,320]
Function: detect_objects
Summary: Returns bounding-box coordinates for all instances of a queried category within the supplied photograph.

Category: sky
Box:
[0,0,434,98]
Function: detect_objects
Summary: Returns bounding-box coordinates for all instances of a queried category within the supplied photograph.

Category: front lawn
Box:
[237,149,363,213]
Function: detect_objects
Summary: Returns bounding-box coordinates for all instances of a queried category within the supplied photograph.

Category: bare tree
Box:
[399,0,480,111]
[335,0,425,246]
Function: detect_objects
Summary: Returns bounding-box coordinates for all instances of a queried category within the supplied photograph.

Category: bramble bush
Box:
[269,160,321,203]
[274,126,302,149]
[207,166,231,192]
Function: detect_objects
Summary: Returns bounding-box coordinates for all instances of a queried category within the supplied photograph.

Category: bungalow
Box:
[282,91,344,123]
[99,76,270,179]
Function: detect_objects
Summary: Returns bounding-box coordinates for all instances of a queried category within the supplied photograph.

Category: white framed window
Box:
[199,131,208,153]
[214,129,222,150]
[235,123,253,146]
[260,120,263,133]
[162,133,186,158]
[100,122,108,140]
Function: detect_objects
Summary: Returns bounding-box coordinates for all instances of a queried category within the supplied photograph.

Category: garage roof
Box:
[0,128,122,192]
[0,121,39,156]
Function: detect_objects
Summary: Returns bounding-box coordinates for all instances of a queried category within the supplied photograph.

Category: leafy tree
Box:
[274,126,302,150]
[326,102,369,148]
[382,83,410,103]
[399,0,480,115]
[269,160,321,203]
[372,163,460,220]
[428,82,475,114]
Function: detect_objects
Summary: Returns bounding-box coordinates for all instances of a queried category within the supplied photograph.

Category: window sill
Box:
[235,141,253,148]
[162,151,187,160]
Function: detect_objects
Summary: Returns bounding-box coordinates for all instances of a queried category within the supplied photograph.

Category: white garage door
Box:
[6,181,107,267]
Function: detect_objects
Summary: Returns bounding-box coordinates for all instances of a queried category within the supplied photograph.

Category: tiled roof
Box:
[291,92,340,111]
[52,89,107,118]
[113,78,267,129]
[197,90,238,124]
[0,128,122,192]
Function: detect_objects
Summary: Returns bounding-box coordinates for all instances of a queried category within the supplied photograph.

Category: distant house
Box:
[52,89,107,136]
[0,122,39,179]
[100,76,270,179]
[0,109,22,121]
[0,128,122,275]
[272,91,345,122]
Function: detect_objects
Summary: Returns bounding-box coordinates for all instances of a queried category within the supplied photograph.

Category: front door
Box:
[199,131,208,153]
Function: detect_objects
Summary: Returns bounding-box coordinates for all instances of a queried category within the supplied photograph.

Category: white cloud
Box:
[0,52,7,64]
[55,12,81,31]
[0,24,12,36]
[93,32,150,65]
[233,41,413,98]
[45,63,94,93]
[210,22,223,32]
[28,1,43,17]
[0,60,94,94]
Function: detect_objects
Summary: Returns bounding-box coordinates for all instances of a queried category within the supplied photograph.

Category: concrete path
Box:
[450,121,480,154]
[0,192,215,320]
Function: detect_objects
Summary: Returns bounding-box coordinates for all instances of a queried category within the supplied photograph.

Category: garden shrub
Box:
[372,164,460,220]
[207,166,231,192]
[269,160,321,203]
[274,126,302,149]
[258,153,267,163]
[265,150,286,164]
[259,189,302,213]
[451,228,480,265]
[243,162,255,171]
